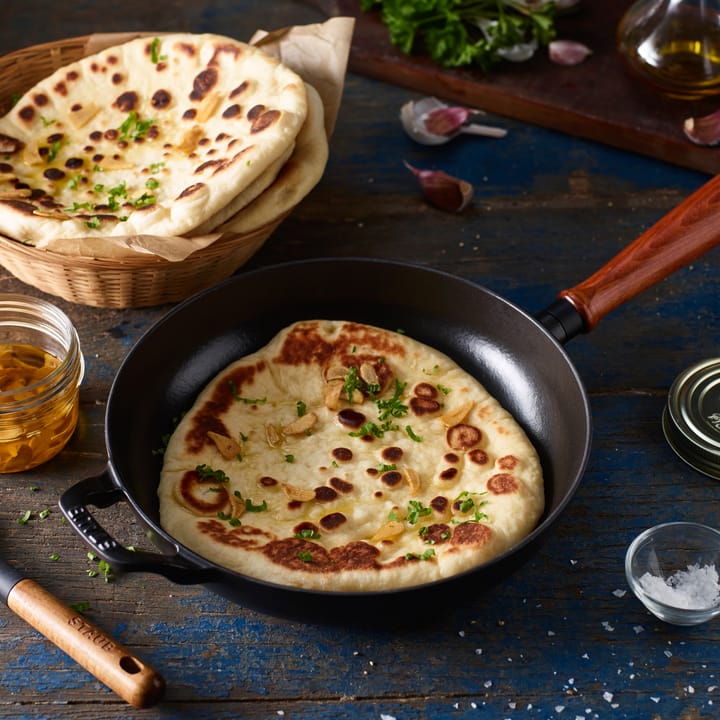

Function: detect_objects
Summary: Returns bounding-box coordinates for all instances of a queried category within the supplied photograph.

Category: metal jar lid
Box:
[663,358,720,480]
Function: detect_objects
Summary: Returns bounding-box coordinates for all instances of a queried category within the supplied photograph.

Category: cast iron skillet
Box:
[60,176,720,625]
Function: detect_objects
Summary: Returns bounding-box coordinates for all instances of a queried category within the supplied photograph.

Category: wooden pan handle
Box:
[7,578,165,708]
[559,174,720,332]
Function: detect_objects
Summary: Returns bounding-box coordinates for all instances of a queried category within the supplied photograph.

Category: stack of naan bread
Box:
[0,33,327,255]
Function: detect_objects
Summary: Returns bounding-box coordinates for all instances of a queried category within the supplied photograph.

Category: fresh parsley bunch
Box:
[360,0,558,71]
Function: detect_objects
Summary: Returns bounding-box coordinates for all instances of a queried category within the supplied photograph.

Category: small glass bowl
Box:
[626,522,720,626]
[0,294,84,473]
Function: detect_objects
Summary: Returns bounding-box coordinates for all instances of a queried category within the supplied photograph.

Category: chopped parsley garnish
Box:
[296,400,307,417]
[436,383,451,395]
[348,379,410,439]
[405,425,423,442]
[107,181,127,210]
[217,510,242,526]
[406,500,432,525]
[297,550,314,563]
[145,177,159,190]
[376,380,408,422]
[118,111,155,142]
[419,526,451,544]
[234,491,268,513]
[85,216,101,229]
[86,552,114,582]
[453,490,489,523]
[349,420,386,438]
[228,379,267,404]
[342,366,362,402]
[152,414,183,456]
[69,601,91,614]
[284,454,295,463]
[195,464,229,483]
[405,549,435,561]
[131,192,156,208]
[294,528,321,540]
[245,498,267,512]
[65,201,93,212]
[46,140,62,163]
[150,37,167,64]
[377,463,397,472]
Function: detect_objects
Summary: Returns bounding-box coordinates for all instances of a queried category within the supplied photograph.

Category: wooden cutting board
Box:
[308,0,720,174]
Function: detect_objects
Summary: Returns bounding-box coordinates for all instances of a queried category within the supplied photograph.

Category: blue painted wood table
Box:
[0,2,719,719]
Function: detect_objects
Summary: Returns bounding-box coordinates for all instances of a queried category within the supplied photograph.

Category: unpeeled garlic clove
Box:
[404,161,473,213]
[401,97,506,145]
[423,106,473,137]
[683,110,720,146]
[548,39,592,66]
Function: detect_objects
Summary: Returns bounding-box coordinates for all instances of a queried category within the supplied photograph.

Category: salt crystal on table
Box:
[638,563,720,609]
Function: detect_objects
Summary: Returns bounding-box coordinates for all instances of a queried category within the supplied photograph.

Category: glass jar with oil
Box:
[617,0,720,98]
[0,295,83,473]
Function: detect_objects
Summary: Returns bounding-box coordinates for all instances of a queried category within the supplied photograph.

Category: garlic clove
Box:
[423,106,473,137]
[683,110,720,146]
[404,161,473,213]
[400,97,506,145]
[497,40,539,63]
[548,39,592,66]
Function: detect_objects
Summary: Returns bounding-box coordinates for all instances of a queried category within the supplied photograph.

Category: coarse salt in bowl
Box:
[625,522,720,626]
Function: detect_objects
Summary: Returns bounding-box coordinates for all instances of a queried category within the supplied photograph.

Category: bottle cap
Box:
[663,358,720,480]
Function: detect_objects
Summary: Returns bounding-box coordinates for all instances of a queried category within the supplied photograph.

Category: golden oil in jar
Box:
[0,296,84,473]
[618,0,720,99]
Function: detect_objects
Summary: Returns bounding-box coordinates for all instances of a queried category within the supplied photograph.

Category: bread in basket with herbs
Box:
[0,29,338,307]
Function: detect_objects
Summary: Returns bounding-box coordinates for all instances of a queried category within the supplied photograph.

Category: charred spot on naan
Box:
[198,519,272,550]
[450,522,493,548]
[486,473,518,495]
[0,133,23,154]
[182,360,266,454]
[175,467,231,516]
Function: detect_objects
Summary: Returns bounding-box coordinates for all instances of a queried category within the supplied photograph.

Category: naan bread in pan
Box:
[158,320,544,592]
[0,33,307,244]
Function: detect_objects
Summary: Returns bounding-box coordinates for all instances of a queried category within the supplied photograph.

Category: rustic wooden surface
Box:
[1,1,720,719]
[310,0,720,175]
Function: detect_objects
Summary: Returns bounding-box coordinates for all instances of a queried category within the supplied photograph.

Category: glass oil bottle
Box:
[617,0,720,98]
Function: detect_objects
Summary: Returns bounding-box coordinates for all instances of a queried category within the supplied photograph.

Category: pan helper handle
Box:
[5,572,164,707]
[59,471,219,584]
[559,174,720,332]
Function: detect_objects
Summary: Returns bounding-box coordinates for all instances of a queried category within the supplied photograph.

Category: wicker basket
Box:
[0,34,289,308]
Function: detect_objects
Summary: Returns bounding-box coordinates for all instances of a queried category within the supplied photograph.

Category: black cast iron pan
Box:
[60,175,720,625]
